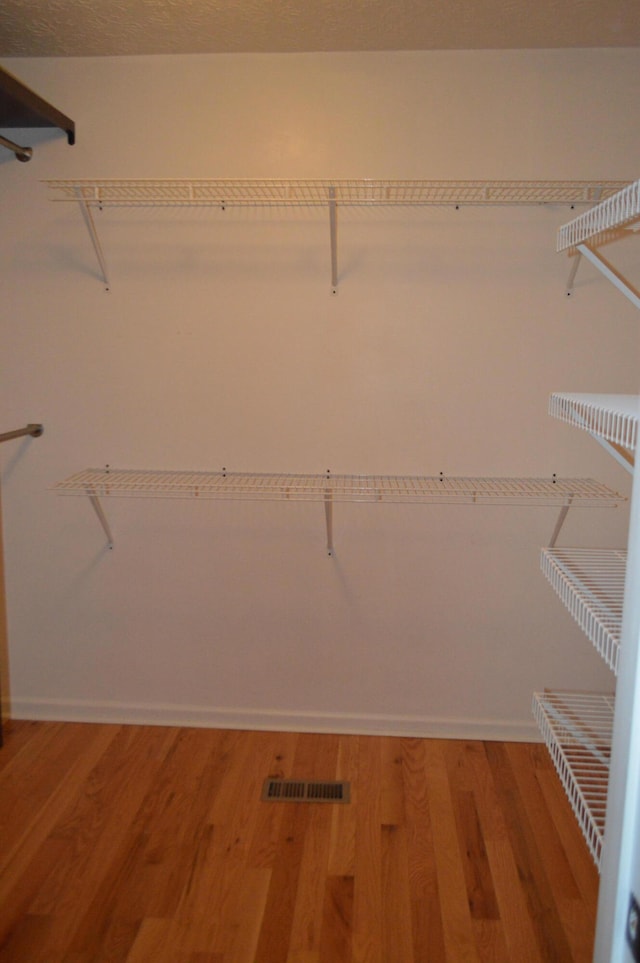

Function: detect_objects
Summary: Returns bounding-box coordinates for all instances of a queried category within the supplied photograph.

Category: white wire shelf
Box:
[45,178,628,209]
[549,394,639,466]
[557,177,640,251]
[46,178,629,292]
[541,548,626,675]
[54,469,624,553]
[53,469,624,505]
[532,690,614,868]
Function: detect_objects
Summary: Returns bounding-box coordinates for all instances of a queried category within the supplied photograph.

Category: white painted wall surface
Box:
[1,50,638,737]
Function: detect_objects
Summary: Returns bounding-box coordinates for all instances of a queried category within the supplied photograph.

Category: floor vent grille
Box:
[261,779,350,804]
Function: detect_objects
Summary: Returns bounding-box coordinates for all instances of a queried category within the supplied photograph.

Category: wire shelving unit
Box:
[44,177,630,292]
[538,393,638,868]
[538,176,640,962]
[540,548,626,674]
[532,690,614,868]
[53,468,624,555]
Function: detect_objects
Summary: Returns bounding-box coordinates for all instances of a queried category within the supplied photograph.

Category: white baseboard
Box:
[7,696,541,742]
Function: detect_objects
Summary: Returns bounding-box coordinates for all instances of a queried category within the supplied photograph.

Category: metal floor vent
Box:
[261,778,350,804]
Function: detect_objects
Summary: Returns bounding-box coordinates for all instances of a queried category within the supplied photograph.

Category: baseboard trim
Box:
[8,696,541,742]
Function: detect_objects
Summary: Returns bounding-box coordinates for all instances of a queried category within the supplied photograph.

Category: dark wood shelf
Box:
[0,65,75,144]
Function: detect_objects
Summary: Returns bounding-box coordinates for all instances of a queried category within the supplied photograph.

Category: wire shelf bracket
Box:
[558,178,640,307]
[75,186,111,291]
[87,492,114,549]
[53,468,625,553]
[566,244,640,310]
[45,178,628,292]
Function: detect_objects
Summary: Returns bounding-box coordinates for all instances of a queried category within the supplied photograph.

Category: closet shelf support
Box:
[75,188,110,291]
[329,187,338,294]
[584,434,632,475]
[565,251,582,297]
[87,493,114,549]
[574,243,640,311]
[548,497,573,548]
[324,493,334,556]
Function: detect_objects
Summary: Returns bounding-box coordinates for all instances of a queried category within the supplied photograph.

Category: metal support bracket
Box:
[573,242,640,310]
[548,497,573,548]
[329,187,338,294]
[589,432,635,475]
[75,188,110,291]
[87,493,114,548]
[565,251,582,297]
[324,471,334,555]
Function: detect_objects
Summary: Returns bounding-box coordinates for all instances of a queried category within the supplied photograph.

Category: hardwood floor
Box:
[0,720,599,962]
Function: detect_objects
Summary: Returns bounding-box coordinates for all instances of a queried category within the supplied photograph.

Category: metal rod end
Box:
[0,136,33,162]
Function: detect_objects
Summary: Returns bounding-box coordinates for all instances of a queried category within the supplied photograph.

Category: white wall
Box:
[1,50,638,738]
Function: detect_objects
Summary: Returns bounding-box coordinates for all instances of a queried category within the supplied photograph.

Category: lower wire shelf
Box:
[532,689,614,868]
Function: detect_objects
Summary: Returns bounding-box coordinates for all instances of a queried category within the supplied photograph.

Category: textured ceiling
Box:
[0,0,639,57]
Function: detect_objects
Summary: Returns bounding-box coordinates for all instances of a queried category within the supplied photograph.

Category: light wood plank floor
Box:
[0,720,599,962]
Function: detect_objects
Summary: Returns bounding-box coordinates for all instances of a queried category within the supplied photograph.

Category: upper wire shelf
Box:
[54,468,623,506]
[45,178,628,209]
[549,393,639,461]
[557,177,640,251]
[541,547,626,674]
[45,178,629,292]
[533,689,614,868]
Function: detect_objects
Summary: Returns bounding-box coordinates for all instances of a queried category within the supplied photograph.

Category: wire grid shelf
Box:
[549,393,639,453]
[533,690,614,868]
[557,177,640,251]
[44,179,629,209]
[53,469,624,506]
[541,548,626,674]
